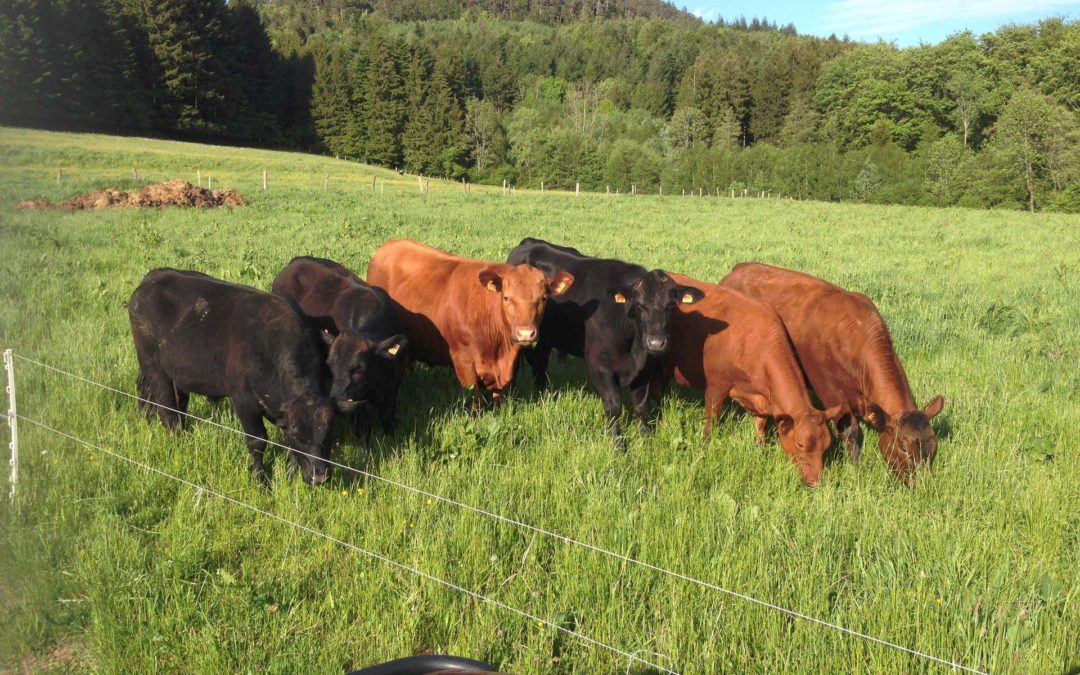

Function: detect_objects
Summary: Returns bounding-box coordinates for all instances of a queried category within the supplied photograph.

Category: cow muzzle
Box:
[513,327,538,345]
[643,336,668,353]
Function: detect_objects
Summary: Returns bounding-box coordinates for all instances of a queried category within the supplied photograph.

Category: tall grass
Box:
[0,127,1078,673]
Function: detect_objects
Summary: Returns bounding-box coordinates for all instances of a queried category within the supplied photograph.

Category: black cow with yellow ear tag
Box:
[272,256,409,439]
[507,237,703,449]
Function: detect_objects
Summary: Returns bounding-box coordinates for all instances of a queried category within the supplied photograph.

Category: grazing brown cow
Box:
[655,273,841,486]
[366,240,574,408]
[721,262,944,483]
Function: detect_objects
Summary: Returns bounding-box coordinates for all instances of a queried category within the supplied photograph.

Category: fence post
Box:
[262,170,267,191]
[575,183,580,196]
[462,176,467,194]
[418,175,424,193]
[541,181,544,194]
[208,175,212,190]
[57,169,62,183]
[132,167,138,181]
[4,349,17,504]
[659,185,662,196]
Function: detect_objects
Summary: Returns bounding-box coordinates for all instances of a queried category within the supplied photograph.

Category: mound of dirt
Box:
[15,179,246,210]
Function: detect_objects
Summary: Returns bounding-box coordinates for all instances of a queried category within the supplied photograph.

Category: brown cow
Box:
[366,240,574,408]
[721,262,943,483]
[655,273,841,486]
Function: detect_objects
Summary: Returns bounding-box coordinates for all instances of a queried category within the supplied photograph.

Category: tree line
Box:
[2,0,1078,211]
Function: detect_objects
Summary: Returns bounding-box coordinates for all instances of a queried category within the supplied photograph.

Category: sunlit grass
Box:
[0,127,1078,673]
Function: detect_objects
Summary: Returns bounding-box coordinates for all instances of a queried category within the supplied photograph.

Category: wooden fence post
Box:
[56,170,62,183]
[606,185,610,194]
[262,169,267,191]
[540,181,545,194]
[659,185,662,196]
[208,175,212,190]
[132,167,138,181]
[632,184,636,195]
[371,176,376,192]
[575,182,580,195]
[462,176,467,194]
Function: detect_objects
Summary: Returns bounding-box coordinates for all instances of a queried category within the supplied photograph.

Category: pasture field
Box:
[1,127,1078,673]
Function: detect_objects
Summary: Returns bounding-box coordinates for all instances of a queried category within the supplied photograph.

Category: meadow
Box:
[0,127,1078,674]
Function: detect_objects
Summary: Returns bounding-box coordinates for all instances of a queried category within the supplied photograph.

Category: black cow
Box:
[506,238,704,446]
[271,256,407,436]
[128,269,336,485]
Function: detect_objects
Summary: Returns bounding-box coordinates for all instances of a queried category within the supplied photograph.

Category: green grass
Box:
[1,126,1078,674]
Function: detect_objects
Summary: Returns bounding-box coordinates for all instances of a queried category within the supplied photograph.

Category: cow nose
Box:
[515,327,538,343]
[644,336,667,353]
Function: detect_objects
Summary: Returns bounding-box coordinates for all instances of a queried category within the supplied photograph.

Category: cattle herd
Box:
[127,238,944,488]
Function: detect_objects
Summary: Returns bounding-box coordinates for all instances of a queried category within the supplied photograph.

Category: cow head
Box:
[479,264,574,345]
[867,395,944,484]
[610,270,704,354]
[775,406,842,486]
[277,395,335,485]
[322,331,407,413]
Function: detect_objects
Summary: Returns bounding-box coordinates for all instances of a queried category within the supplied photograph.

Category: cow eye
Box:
[503,295,510,303]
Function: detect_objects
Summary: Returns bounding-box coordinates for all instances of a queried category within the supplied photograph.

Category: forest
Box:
[1,0,1078,211]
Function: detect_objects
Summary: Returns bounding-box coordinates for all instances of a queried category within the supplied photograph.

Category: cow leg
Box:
[524,346,551,394]
[702,384,729,440]
[137,366,184,431]
[838,414,863,463]
[629,382,653,433]
[233,397,270,486]
[587,364,625,450]
[754,416,769,447]
[450,352,484,414]
[352,409,374,443]
[376,388,398,436]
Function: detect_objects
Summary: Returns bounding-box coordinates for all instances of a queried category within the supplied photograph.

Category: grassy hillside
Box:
[0,127,1078,673]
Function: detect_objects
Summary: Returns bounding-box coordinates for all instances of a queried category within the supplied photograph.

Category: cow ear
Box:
[677,286,705,305]
[864,404,889,431]
[775,414,794,435]
[478,269,502,293]
[378,334,407,358]
[547,271,574,296]
[922,395,944,419]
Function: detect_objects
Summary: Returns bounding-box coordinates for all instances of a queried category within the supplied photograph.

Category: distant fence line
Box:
[47,162,793,201]
[2,350,986,674]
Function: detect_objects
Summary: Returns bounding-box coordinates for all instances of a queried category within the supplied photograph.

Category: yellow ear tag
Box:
[552,279,568,294]
[387,344,400,356]
[865,411,877,425]
[682,292,695,304]
[614,292,627,304]
[486,280,498,292]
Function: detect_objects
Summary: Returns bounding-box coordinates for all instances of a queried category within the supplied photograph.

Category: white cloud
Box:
[825,0,1078,37]
[691,7,720,21]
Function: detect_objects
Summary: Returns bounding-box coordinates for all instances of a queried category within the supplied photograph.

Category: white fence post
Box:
[4,349,17,503]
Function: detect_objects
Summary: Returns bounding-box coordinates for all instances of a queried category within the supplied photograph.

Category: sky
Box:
[684,1,1080,46]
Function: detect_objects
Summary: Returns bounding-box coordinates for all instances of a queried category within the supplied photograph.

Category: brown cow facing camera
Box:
[654,273,841,486]
[366,240,574,409]
[721,262,944,484]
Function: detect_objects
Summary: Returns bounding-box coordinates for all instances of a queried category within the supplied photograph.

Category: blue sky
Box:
[683,1,1080,46]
